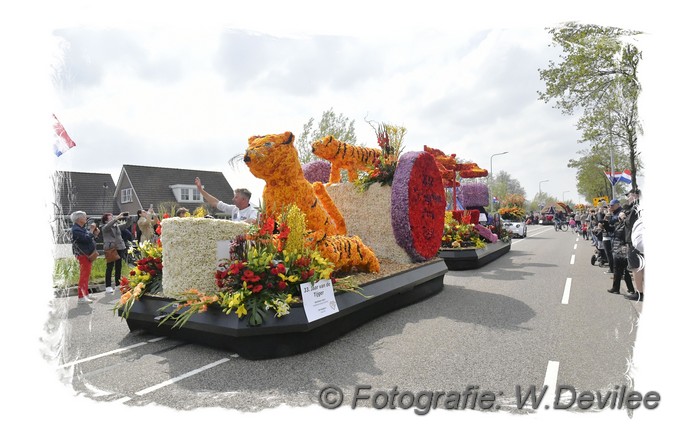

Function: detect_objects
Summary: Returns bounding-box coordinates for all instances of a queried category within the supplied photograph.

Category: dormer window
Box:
[169,184,203,203]
[121,188,132,203]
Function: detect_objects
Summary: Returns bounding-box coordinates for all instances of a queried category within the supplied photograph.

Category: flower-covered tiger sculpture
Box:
[312,136,382,184]
[244,131,379,273]
[309,234,381,273]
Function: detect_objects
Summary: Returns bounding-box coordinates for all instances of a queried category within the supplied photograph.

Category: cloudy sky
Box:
[43,3,653,207]
[5,1,678,425]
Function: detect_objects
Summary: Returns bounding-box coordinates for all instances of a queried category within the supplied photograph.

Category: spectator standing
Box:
[601,199,623,275]
[137,208,159,243]
[70,211,100,304]
[100,212,134,294]
[607,211,636,295]
[623,189,644,301]
[195,177,259,224]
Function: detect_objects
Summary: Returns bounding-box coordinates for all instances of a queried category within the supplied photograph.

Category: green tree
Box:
[490,170,525,202]
[538,22,643,190]
[568,144,630,201]
[296,108,357,164]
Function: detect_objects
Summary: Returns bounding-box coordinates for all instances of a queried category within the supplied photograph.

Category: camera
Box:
[122,212,129,217]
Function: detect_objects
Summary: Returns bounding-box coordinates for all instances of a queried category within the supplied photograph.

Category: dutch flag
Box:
[605,169,632,185]
[53,114,76,157]
[618,169,632,184]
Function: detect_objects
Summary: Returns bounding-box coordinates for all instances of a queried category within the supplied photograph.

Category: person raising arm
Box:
[195,177,259,224]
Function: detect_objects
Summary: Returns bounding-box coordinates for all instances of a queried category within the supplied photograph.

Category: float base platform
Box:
[438,240,511,270]
[119,260,447,360]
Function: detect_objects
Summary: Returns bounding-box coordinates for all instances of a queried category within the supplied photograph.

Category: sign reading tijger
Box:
[300,279,339,322]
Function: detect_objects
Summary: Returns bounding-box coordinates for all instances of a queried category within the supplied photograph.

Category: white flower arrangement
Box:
[326,182,412,264]
[161,217,250,297]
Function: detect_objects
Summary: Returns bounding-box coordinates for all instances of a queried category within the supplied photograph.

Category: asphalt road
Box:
[47,224,644,417]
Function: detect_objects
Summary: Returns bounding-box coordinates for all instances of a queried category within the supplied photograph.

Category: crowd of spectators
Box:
[582,189,644,302]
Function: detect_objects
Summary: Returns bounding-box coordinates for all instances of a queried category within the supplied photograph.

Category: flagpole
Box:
[608,110,616,199]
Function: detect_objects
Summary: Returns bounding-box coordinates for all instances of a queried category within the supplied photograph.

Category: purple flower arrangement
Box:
[460,182,489,208]
[302,160,331,184]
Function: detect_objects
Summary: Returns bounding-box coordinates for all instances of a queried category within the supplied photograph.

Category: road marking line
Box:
[512,226,552,244]
[135,357,230,396]
[57,337,166,368]
[544,360,559,392]
[561,278,572,304]
[573,244,577,250]
[570,254,575,265]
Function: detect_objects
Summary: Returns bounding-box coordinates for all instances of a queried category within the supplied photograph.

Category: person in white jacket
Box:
[195,177,258,224]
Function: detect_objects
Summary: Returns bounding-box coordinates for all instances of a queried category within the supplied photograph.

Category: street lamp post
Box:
[488,151,509,213]
[539,179,549,198]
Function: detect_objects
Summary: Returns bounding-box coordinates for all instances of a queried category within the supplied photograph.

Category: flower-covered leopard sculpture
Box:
[244,131,379,273]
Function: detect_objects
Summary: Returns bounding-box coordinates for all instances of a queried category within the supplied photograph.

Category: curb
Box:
[54,283,107,298]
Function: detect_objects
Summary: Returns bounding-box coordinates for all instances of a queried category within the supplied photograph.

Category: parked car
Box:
[502,216,527,238]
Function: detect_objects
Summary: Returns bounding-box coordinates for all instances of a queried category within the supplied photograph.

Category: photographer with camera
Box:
[606,210,635,296]
[100,211,133,294]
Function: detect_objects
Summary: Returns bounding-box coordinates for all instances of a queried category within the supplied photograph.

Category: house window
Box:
[169,184,203,203]
[121,188,132,203]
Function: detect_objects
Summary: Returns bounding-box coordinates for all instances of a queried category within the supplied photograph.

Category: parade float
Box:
[426,146,512,270]
[116,129,448,359]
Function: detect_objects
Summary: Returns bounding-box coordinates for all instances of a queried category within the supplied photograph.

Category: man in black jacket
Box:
[602,199,623,275]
